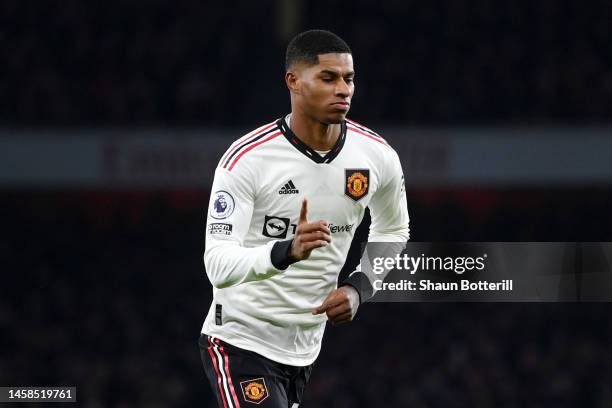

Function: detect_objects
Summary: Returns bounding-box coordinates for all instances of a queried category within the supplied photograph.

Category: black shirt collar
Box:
[277,116,346,164]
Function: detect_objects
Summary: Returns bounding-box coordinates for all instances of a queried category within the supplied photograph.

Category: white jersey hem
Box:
[202,325,320,367]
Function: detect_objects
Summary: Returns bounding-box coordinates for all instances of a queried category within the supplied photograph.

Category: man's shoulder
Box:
[217,119,283,171]
[345,118,391,149]
[344,118,403,175]
[346,118,393,154]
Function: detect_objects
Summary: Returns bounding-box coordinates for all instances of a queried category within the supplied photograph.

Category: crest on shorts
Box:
[345,169,369,201]
[240,377,269,404]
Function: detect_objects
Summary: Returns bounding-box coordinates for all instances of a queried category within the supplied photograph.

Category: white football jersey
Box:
[201,115,409,366]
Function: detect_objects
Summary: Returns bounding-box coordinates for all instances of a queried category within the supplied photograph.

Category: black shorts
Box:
[199,334,314,408]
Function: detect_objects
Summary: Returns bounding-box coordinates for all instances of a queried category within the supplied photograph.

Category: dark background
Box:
[2,1,612,407]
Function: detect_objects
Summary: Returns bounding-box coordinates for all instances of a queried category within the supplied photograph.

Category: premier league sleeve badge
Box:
[210,191,235,219]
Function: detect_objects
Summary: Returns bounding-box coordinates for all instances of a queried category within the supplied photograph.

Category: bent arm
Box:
[342,149,410,301]
[204,167,291,288]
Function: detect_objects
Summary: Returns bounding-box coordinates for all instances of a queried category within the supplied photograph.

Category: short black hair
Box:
[285,30,351,71]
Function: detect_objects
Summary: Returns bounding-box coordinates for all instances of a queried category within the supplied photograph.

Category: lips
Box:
[332,102,350,110]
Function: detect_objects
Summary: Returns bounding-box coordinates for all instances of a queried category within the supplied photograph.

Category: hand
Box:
[312,285,360,326]
[289,198,332,261]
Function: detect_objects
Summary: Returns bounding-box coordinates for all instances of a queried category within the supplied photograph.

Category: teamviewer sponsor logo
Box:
[279,180,299,195]
[329,223,354,233]
[262,215,290,238]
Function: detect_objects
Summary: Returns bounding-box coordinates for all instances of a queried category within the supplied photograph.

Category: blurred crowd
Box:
[1,189,611,407]
[2,0,611,125]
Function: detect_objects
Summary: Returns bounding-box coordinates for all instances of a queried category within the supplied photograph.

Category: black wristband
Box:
[271,239,298,270]
[341,272,374,304]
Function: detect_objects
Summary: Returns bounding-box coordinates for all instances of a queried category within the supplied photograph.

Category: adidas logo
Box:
[279,180,299,194]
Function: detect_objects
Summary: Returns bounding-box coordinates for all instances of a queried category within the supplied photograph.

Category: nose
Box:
[335,79,351,98]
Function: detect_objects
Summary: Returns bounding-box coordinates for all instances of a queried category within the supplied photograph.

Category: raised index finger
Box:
[299,198,308,224]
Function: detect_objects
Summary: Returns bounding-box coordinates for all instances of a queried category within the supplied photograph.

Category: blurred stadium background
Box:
[1,0,612,406]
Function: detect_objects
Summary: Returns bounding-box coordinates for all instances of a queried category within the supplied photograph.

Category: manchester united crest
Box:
[240,378,269,404]
[345,169,370,201]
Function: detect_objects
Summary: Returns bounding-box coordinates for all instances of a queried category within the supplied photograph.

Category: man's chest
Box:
[250,156,381,239]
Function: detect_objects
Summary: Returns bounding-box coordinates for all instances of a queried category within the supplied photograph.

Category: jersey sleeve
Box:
[367,148,410,242]
[204,166,288,288]
[342,148,410,301]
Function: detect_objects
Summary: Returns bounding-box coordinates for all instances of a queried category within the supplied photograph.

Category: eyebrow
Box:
[319,69,355,77]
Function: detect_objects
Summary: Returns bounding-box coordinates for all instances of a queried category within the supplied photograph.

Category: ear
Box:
[285,71,301,94]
